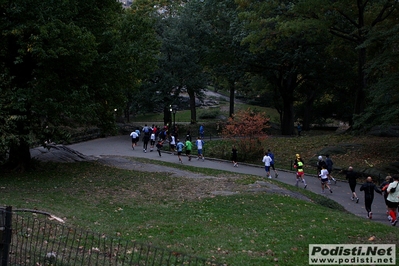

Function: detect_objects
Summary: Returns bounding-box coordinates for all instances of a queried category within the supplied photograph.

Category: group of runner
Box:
[130,125,206,164]
[130,127,399,226]
[290,153,399,226]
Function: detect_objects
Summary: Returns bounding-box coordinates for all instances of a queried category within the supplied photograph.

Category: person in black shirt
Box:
[232,145,238,167]
[325,154,337,184]
[360,176,382,219]
[345,166,359,203]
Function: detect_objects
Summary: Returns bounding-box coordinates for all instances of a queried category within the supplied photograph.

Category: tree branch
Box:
[14,209,65,223]
[336,9,359,29]
[329,27,358,43]
[371,2,398,27]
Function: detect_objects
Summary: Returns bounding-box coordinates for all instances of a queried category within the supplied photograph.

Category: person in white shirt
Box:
[262,152,272,179]
[319,165,332,194]
[150,132,156,152]
[386,175,399,226]
[129,131,138,150]
[195,137,205,161]
[170,134,176,152]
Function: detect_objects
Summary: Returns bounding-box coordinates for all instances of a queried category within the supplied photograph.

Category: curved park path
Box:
[64,135,394,227]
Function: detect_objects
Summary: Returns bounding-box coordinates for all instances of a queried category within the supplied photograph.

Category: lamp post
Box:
[167,106,173,151]
[168,105,172,128]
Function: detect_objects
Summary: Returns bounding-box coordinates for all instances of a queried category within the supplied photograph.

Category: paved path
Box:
[68,135,395,227]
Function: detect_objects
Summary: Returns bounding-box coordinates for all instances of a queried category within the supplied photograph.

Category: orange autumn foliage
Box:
[221,109,270,161]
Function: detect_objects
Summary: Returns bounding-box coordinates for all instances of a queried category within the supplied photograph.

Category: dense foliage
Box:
[1,0,399,169]
[0,0,159,169]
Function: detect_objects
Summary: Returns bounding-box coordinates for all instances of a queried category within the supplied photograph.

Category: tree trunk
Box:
[279,72,296,135]
[302,91,316,130]
[188,89,197,124]
[8,140,31,171]
[281,98,295,135]
[354,47,367,116]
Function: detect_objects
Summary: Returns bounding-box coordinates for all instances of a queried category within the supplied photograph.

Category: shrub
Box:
[220,109,270,162]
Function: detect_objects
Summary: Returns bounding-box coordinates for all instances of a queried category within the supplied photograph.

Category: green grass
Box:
[2,161,398,265]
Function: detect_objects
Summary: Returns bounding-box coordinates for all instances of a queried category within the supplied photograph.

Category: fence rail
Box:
[1,207,222,266]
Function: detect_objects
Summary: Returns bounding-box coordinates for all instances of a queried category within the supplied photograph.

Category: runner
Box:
[129,130,139,150]
[319,165,333,193]
[346,166,359,202]
[232,145,238,167]
[268,149,278,177]
[156,140,164,157]
[149,131,156,152]
[185,138,193,161]
[360,176,382,219]
[195,137,205,161]
[293,154,307,189]
[176,139,185,164]
[262,152,272,179]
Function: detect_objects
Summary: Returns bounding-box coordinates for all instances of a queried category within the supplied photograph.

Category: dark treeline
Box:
[1,0,398,169]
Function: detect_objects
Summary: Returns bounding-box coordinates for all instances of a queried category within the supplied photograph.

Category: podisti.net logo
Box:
[309,244,396,265]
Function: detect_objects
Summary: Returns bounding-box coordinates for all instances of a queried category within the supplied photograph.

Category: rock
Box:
[368,126,399,137]
[31,145,95,163]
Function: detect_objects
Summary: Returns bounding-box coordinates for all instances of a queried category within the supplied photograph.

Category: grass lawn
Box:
[2,162,398,265]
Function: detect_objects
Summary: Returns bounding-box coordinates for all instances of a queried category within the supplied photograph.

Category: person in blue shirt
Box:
[199,124,204,138]
[268,149,279,178]
[176,139,185,164]
[297,123,302,136]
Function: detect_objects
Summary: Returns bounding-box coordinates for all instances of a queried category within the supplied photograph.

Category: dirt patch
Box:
[97,156,215,180]
[97,155,311,202]
[33,146,312,202]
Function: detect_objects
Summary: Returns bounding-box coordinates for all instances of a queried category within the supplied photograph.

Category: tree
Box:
[353,22,399,130]
[221,108,269,161]
[237,0,334,134]
[143,0,208,124]
[1,0,100,169]
[198,0,250,117]
[295,0,399,120]
[119,1,161,121]
[0,0,158,169]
